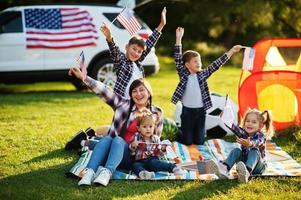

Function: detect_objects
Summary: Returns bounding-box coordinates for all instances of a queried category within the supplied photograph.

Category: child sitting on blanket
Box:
[206,108,274,183]
[129,108,185,179]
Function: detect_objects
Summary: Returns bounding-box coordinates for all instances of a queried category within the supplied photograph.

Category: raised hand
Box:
[226,45,242,57]
[231,45,243,53]
[157,7,167,32]
[176,27,184,45]
[100,22,112,41]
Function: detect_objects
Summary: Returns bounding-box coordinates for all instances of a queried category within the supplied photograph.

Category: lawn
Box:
[0,57,300,200]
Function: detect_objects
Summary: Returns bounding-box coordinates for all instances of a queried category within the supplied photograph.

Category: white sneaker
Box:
[172,166,185,175]
[78,168,95,186]
[236,161,250,183]
[138,170,155,180]
[93,168,112,186]
[206,160,229,179]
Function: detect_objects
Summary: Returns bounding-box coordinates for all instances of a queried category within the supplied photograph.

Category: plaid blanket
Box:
[67,139,301,180]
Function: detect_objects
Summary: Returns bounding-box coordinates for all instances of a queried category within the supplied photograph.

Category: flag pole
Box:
[110,7,127,26]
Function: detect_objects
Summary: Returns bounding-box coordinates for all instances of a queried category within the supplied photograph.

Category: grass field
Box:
[0,57,300,200]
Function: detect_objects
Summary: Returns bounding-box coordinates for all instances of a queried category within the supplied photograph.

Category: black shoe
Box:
[65,130,86,151]
[85,127,96,138]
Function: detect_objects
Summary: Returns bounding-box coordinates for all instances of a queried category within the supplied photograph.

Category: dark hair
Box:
[182,50,200,63]
[128,36,146,50]
[120,78,153,137]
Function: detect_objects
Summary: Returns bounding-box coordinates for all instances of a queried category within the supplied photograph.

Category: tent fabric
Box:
[238,38,301,130]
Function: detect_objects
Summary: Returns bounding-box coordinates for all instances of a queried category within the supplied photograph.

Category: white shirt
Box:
[124,62,143,99]
[181,74,203,108]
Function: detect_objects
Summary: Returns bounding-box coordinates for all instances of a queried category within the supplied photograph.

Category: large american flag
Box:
[116,7,141,35]
[24,8,98,49]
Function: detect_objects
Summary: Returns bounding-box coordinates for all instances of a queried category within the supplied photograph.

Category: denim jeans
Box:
[86,135,133,174]
[132,156,176,176]
[224,147,267,175]
[178,106,206,145]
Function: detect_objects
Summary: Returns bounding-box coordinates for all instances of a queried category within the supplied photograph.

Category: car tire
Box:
[91,58,116,88]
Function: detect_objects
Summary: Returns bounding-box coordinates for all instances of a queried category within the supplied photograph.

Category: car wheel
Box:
[91,58,116,88]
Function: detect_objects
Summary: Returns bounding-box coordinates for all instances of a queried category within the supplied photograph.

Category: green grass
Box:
[0,57,300,200]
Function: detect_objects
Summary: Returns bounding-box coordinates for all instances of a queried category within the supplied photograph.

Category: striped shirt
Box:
[107,29,161,98]
[84,76,164,137]
[171,45,229,110]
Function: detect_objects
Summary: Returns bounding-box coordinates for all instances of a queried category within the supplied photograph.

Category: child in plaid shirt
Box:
[129,108,184,179]
[100,7,166,99]
[172,27,242,145]
[205,109,274,183]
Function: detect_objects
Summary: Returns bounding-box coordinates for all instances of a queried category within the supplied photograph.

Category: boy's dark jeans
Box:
[177,106,206,145]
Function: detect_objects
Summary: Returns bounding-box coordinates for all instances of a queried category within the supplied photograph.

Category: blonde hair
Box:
[135,108,159,126]
[241,108,274,137]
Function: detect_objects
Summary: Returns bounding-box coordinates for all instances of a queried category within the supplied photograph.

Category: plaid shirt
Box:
[84,76,164,137]
[129,133,165,160]
[231,124,267,159]
[171,45,229,110]
[107,29,161,98]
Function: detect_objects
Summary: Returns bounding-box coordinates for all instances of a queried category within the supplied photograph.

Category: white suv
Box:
[0,4,159,89]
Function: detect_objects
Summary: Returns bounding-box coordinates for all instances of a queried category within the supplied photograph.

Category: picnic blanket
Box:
[67,139,301,180]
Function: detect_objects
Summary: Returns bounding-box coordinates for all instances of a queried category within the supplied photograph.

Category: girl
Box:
[206,108,274,183]
[68,67,163,187]
[129,108,184,179]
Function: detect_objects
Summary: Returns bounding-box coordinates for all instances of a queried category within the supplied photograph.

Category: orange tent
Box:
[238,38,301,130]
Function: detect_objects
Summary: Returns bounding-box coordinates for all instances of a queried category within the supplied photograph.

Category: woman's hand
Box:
[68,67,84,81]
[100,22,112,42]
[236,137,253,148]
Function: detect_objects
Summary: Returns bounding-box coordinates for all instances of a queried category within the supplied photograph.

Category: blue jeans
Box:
[86,135,133,174]
[224,147,267,175]
[178,106,206,145]
[132,156,176,176]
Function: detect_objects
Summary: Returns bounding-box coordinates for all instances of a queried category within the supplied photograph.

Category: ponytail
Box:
[260,110,274,137]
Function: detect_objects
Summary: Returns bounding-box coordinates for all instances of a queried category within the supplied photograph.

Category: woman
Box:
[68,67,163,187]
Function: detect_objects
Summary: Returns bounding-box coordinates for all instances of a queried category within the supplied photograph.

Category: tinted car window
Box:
[0,11,23,33]
[103,12,147,30]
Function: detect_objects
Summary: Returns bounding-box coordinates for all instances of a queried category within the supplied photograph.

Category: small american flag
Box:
[24,8,98,49]
[242,47,256,70]
[116,7,141,35]
[77,51,87,80]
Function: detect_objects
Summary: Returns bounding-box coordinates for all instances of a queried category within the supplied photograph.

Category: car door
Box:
[0,9,43,72]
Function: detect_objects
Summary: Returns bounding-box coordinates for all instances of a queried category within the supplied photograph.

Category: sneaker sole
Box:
[236,162,248,183]
[93,179,109,186]
[206,160,228,179]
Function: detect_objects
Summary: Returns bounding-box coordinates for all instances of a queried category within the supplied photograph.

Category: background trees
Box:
[1,0,300,60]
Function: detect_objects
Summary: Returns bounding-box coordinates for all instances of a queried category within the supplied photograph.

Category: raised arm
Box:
[174,27,185,73]
[138,7,166,62]
[100,23,123,70]
[68,67,124,109]
[200,45,242,80]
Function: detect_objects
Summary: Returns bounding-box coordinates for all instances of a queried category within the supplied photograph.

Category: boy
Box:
[100,7,166,99]
[171,27,241,145]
